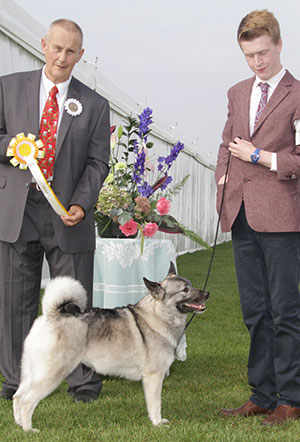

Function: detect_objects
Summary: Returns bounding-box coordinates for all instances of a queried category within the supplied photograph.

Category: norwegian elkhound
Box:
[13,262,209,432]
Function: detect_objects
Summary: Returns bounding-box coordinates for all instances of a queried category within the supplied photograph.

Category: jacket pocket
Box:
[0,175,7,188]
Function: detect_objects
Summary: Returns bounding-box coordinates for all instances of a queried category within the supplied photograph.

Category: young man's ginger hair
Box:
[237,9,281,45]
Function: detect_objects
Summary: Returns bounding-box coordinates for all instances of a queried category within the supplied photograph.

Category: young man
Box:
[216,10,300,426]
[0,19,110,402]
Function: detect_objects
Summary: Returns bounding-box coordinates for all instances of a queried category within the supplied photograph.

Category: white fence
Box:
[0,0,229,255]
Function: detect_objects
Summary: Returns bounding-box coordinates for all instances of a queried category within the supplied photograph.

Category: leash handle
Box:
[184,151,231,331]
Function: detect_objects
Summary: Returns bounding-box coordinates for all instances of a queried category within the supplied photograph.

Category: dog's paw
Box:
[14,417,22,427]
[23,427,40,433]
[152,418,170,426]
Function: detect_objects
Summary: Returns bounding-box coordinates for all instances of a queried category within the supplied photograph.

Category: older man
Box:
[0,19,110,402]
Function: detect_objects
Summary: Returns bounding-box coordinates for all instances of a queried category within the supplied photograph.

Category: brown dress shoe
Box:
[219,400,273,417]
[261,404,300,426]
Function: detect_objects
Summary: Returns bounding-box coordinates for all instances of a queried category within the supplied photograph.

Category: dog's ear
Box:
[167,262,177,277]
[143,277,165,299]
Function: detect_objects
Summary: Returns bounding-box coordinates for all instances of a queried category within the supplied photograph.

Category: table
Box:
[93,238,176,308]
[93,237,186,361]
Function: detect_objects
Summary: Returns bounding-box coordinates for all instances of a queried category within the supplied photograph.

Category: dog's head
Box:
[143,262,209,315]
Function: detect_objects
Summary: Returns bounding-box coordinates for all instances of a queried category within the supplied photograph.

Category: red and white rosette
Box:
[6,133,69,216]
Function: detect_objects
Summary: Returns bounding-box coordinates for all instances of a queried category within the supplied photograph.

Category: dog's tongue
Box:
[191,303,205,310]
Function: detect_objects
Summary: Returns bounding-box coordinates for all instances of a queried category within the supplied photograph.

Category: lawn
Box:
[1,241,300,441]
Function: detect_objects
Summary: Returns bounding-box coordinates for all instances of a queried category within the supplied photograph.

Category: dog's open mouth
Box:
[178,302,206,314]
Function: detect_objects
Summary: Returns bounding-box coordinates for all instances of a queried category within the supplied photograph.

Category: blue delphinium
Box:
[133,149,146,184]
[158,141,184,171]
[137,182,154,198]
[138,107,153,139]
[160,175,173,190]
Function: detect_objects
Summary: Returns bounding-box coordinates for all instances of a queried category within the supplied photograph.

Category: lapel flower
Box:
[64,98,83,117]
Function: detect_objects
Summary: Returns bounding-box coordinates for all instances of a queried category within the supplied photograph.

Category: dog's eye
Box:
[183,286,189,292]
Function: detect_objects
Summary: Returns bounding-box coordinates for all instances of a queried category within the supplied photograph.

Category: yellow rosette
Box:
[6,133,69,216]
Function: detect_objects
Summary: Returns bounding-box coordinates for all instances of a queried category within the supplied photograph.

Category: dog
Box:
[13,262,209,432]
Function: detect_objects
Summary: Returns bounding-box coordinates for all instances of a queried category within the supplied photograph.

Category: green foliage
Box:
[156,174,191,202]
[1,242,300,440]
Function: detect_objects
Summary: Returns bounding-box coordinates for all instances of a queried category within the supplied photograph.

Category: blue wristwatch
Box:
[250,148,261,164]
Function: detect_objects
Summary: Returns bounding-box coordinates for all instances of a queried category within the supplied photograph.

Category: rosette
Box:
[6,133,69,216]
[64,98,83,117]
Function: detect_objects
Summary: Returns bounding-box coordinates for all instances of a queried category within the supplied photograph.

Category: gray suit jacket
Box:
[215,70,300,233]
[0,69,110,252]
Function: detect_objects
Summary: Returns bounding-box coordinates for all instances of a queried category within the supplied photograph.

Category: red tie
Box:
[38,86,59,180]
[254,82,269,128]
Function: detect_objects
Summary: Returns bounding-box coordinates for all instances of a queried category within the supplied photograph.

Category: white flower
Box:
[64,98,83,117]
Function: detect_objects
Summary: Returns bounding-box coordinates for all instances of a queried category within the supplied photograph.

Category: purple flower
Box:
[157,141,184,171]
[133,149,146,183]
[160,176,173,190]
[138,107,153,138]
[137,182,154,197]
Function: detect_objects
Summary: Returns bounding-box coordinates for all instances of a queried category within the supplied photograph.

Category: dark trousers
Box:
[0,188,101,395]
[232,203,300,409]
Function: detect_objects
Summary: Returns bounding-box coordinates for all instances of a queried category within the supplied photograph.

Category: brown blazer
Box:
[215,70,300,233]
[0,69,110,252]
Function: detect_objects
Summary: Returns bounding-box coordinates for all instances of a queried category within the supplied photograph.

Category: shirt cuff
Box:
[270,153,277,172]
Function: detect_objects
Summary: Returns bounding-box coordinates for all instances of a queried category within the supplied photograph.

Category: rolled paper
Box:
[7,133,69,216]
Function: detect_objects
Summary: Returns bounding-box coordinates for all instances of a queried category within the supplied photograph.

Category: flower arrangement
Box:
[94,107,207,251]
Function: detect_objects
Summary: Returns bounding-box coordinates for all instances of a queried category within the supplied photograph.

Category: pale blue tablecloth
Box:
[93,238,176,308]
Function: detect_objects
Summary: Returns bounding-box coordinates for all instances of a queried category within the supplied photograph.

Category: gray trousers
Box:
[0,188,101,394]
[232,203,300,409]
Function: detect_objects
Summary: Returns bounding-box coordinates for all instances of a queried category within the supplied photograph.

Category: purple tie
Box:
[254,82,269,128]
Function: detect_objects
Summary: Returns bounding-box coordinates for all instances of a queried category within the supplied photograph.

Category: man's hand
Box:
[218,175,228,185]
[60,205,85,226]
[229,137,272,168]
[229,137,254,162]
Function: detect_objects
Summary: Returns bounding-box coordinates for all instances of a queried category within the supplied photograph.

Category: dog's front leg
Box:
[142,372,169,426]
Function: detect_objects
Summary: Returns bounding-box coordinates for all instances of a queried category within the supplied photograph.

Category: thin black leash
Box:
[184,152,231,331]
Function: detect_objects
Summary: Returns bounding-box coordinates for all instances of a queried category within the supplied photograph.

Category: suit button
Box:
[291,174,296,180]
[25,182,30,188]
[243,178,251,183]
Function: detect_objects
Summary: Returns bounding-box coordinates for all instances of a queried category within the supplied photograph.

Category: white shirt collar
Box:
[253,67,286,91]
[41,66,71,96]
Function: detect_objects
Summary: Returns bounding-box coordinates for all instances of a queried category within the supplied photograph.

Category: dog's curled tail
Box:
[42,276,87,319]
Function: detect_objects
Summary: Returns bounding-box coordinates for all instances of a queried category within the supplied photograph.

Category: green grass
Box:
[1,241,300,441]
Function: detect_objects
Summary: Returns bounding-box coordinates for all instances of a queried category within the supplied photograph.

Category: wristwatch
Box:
[250,148,261,164]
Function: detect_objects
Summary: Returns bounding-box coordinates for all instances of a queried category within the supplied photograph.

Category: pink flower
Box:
[119,219,138,237]
[134,196,151,215]
[156,197,171,215]
[143,222,159,238]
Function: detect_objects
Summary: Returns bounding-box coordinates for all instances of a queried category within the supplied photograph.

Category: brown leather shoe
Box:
[261,404,300,426]
[219,400,273,417]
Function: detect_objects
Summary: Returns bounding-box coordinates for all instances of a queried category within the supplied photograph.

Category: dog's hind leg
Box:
[13,356,35,426]
[19,374,65,432]
[142,372,170,426]
[13,383,31,427]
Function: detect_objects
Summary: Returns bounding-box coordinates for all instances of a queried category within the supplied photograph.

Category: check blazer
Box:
[0,69,110,252]
[215,70,300,233]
